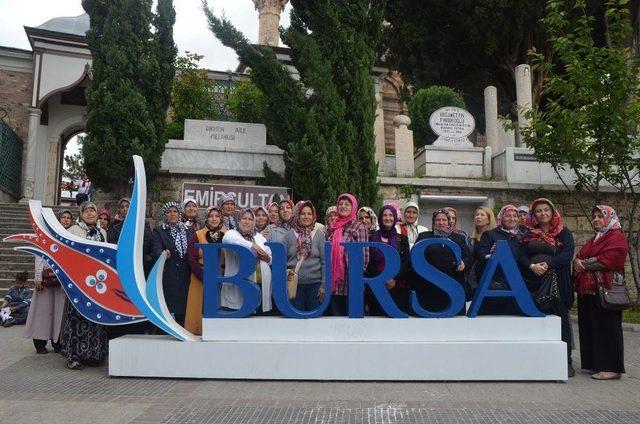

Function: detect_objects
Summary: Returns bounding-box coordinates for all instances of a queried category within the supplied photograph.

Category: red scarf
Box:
[524,198,564,246]
[574,229,628,296]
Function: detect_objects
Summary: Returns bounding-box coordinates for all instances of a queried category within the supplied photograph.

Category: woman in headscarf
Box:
[520,198,575,377]
[283,201,326,311]
[151,201,195,326]
[267,202,280,226]
[185,206,226,335]
[221,208,272,314]
[182,198,202,230]
[474,204,523,315]
[366,205,411,315]
[267,199,295,243]
[396,201,428,248]
[412,208,471,315]
[61,202,108,370]
[254,206,270,238]
[324,206,338,228]
[97,208,110,233]
[25,209,73,354]
[219,193,237,230]
[326,194,369,316]
[357,206,379,237]
[574,205,628,380]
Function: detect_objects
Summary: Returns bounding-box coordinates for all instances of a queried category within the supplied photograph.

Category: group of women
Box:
[23,194,629,381]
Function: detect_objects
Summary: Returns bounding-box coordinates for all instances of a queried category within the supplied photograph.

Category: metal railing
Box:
[0,117,24,197]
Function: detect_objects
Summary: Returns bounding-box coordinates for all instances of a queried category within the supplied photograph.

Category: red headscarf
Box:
[575,205,628,295]
[524,198,564,246]
[329,193,358,293]
[497,204,519,234]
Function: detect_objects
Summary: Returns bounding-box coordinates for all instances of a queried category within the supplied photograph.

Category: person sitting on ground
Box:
[1,271,32,327]
[73,175,91,205]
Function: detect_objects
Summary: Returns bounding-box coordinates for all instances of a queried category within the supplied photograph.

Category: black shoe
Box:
[36,348,48,354]
[568,363,576,378]
[3,318,15,327]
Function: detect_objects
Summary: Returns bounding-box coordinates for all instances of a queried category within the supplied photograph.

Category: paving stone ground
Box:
[1,323,639,424]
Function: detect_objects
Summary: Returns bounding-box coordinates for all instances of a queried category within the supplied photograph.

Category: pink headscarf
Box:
[497,204,519,234]
[329,193,358,293]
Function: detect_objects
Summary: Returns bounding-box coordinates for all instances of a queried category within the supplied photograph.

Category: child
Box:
[1,271,32,327]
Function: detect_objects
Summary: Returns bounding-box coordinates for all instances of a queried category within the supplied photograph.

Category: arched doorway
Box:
[56,130,85,205]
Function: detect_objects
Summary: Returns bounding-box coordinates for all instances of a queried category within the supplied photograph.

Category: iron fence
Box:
[0,119,24,196]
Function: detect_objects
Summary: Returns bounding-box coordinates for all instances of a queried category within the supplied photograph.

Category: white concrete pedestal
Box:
[109,316,567,381]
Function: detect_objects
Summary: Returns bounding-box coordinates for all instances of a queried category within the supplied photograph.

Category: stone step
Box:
[0,253,34,263]
[0,268,34,281]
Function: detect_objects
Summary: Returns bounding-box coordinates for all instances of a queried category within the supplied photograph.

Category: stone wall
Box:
[0,68,32,141]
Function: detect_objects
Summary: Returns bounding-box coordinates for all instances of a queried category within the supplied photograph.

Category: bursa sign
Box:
[6,156,542,342]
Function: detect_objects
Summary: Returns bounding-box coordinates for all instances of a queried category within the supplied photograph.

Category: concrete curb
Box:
[570,314,640,332]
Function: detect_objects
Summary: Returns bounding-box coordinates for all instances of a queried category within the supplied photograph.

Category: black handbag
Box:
[597,271,631,311]
[533,270,560,314]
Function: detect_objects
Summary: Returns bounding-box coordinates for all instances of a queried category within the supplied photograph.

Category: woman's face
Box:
[534,203,553,226]
[299,206,314,227]
[98,214,109,228]
[592,210,604,231]
[185,202,198,218]
[222,201,235,216]
[448,210,457,227]
[502,210,519,230]
[255,209,268,228]
[59,212,73,229]
[381,209,395,228]
[337,198,353,218]
[239,211,254,233]
[518,211,528,223]
[404,207,418,225]
[268,205,279,224]
[279,202,293,222]
[326,211,337,226]
[434,213,449,230]
[358,210,372,230]
[81,207,97,225]
[474,209,490,228]
[166,207,180,224]
[207,210,222,228]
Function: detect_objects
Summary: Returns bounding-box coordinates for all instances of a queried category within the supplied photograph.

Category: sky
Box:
[0,0,291,161]
[0,0,292,72]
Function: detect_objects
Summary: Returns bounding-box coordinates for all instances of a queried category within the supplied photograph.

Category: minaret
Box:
[252,0,289,46]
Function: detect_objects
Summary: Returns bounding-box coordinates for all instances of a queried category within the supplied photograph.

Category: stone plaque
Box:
[183,119,267,148]
[429,106,475,147]
[182,182,292,209]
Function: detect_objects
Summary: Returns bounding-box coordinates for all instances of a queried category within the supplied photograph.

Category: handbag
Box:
[41,268,60,288]
[286,227,318,300]
[596,271,631,311]
[533,270,560,314]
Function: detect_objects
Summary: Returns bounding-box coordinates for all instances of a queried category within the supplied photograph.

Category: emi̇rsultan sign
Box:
[5,156,567,381]
[182,182,292,209]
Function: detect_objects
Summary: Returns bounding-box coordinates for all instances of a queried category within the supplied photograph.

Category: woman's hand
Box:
[35,281,44,291]
[252,243,270,262]
[456,262,466,272]
[529,263,548,276]
[260,228,269,238]
[163,249,171,259]
[384,279,396,289]
[317,287,326,302]
[573,258,585,273]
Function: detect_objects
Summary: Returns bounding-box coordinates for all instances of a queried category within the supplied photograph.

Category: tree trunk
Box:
[628,240,640,305]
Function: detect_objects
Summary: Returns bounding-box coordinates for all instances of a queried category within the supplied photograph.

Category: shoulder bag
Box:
[597,271,631,311]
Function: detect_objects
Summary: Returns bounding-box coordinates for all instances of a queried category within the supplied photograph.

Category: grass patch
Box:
[623,309,640,324]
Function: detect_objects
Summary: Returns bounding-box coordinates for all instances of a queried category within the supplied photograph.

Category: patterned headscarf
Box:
[432,208,453,238]
[98,208,111,222]
[497,204,519,235]
[324,206,337,226]
[57,209,73,229]
[218,193,237,230]
[278,199,295,230]
[161,201,188,258]
[329,193,359,292]
[525,198,564,246]
[291,201,317,259]
[593,205,622,242]
[237,208,256,242]
[253,206,270,232]
[77,201,104,242]
[371,205,398,247]
[357,206,379,232]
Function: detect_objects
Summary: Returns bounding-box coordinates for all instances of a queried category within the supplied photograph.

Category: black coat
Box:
[475,227,523,287]
[108,219,155,276]
[519,227,575,309]
[411,231,471,315]
[151,225,195,315]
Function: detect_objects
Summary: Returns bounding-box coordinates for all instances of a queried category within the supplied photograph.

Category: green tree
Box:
[81,0,176,193]
[408,86,465,148]
[226,79,266,124]
[203,0,384,213]
[521,0,640,300]
[166,52,220,139]
[63,154,85,181]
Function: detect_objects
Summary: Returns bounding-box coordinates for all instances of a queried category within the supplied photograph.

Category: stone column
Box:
[484,86,500,152]
[374,93,386,174]
[393,115,414,177]
[253,0,289,46]
[21,107,41,201]
[515,64,533,147]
